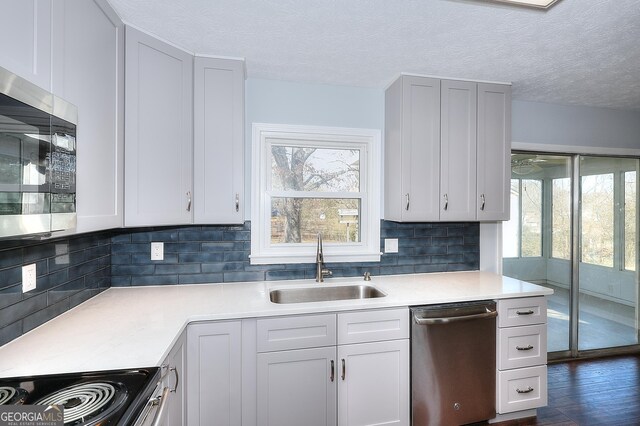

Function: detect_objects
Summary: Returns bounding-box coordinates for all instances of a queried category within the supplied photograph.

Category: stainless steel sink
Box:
[269,284,387,304]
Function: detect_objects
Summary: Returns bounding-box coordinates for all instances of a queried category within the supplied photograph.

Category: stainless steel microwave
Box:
[0,66,77,239]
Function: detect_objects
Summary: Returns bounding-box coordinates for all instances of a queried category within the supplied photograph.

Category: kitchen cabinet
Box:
[384,75,441,221]
[255,308,409,426]
[0,0,52,91]
[495,297,548,417]
[194,57,245,224]
[51,0,124,233]
[384,74,511,222]
[161,331,186,426]
[124,26,194,226]
[187,320,242,426]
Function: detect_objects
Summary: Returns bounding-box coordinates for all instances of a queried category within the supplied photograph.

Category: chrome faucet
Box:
[315,233,332,282]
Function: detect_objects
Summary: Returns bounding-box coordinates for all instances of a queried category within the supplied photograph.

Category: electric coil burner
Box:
[0,368,160,425]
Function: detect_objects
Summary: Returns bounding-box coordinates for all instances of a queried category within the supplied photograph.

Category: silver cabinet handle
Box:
[169,367,179,393]
[516,345,534,351]
[330,360,335,382]
[516,310,534,316]
[341,359,346,381]
[413,309,497,325]
[150,386,170,426]
[443,194,448,211]
[405,193,410,211]
[480,193,485,211]
[516,387,534,394]
[235,193,240,212]
[186,191,192,212]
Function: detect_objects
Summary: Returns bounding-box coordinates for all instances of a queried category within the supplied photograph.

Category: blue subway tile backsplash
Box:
[0,219,479,346]
[0,232,111,346]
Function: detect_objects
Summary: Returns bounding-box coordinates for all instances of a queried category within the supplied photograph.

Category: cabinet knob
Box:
[480,193,485,211]
[443,194,448,211]
[330,360,335,382]
[341,359,346,381]
[186,191,192,212]
[235,193,240,212]
[405,193,410,211]
[169,366,179,393]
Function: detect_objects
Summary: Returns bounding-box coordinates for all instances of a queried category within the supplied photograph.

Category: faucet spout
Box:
[315,233,332,282]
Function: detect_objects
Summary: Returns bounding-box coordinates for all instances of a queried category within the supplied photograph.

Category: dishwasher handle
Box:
[413,308,497,325]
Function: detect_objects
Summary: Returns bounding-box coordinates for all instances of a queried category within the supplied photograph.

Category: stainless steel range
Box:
[0,368,166,425]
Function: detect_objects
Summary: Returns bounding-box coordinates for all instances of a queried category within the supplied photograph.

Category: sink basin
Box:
[269,284,387,304]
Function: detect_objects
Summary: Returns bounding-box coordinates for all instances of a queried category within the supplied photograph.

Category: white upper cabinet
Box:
[0,0,52,90]
[384,74,511,222]
[385,76,441,222]
[52,0,124,233]
[477,83,512,221]
[124,26,194,226]
[440,79,478,221]
[193,57,245,224]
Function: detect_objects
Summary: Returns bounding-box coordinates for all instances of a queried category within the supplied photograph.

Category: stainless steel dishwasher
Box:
[411,301,497,425]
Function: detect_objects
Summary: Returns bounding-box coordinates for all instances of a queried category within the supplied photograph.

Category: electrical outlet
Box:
[151,242,164,261]
[384,238,399,253]
[22,263,37,293]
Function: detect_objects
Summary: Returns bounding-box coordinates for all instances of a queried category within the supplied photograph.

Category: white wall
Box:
[244,78,384,217]
[512,100,640,149]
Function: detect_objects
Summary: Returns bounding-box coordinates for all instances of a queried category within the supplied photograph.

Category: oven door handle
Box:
[150,387,171,426]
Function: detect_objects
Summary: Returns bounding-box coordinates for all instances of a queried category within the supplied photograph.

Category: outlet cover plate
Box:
[22,263,37,293]
[151,242,164,261]
[384,238,399,253]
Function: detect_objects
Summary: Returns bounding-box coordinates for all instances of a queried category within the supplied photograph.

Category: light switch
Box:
[384,238,399,253]
[151,242,164,260]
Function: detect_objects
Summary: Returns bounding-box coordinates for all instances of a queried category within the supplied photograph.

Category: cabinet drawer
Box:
[337,308,409,345]
[498,324,547,370]
[498,297,547,328]
[497,365,547,414]
[257,314,336,352]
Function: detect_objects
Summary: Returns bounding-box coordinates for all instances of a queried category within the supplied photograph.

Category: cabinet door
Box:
[440,80,477,221]
[161,331,186,426]
[257,347,337,426]
[477,83,511,221]
[337,340,409,426]
[193,57,245,224]
[187,321,242,426]
[51,0,124,232]
[0,0,52,90]
[124,26,193,226]
[384,76,440,222]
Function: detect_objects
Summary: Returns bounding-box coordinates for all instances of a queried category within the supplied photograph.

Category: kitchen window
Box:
[250,123,381,264]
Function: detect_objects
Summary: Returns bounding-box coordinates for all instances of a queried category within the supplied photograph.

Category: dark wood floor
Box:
[495,354,640,426]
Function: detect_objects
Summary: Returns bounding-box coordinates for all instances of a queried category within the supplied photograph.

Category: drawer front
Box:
[497,365,548,414]
[498,324,547,370]
[257,314,336,352]
[498,297,547,328]
[337,308,409,345]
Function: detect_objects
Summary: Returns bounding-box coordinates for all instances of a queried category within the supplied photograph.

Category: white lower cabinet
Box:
[187,321,242,426]
[337,340,409,426]
[257,347,337,426]
[161,331,186,426]
[495,297,548,418]
[255,308,409,426]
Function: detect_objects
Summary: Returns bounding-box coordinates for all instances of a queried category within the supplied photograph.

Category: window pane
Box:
[502,179,520,258]
[271,198,360,244]
[625,171,636,271]
[521,179,542,257]
[270,145,360,192]
[552,178,571,260]
[581,173,614,267]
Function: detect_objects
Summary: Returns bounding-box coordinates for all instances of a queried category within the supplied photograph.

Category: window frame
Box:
[250,123,381,265]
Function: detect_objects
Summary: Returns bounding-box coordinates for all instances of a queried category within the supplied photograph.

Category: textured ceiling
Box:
[108,0,640,110]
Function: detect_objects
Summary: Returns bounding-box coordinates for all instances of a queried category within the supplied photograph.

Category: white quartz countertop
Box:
[0,271,552,378]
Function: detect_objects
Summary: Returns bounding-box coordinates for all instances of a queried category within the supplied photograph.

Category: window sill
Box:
[249,251,382,265]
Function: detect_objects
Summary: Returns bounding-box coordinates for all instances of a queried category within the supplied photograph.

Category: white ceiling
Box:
[108,0,640,110]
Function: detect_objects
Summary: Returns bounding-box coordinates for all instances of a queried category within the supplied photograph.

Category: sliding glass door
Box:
[503,152,639,358]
